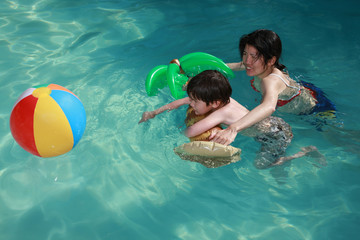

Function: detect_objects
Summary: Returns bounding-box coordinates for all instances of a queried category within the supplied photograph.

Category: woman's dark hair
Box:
[239,29,286,71]
[186,70,231,105]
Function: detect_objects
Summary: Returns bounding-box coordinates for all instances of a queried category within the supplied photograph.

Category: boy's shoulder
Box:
[219,98,249,122]
[226,98,248,113]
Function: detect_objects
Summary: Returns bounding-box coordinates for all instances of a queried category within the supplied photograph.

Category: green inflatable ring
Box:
[145,52,234,99]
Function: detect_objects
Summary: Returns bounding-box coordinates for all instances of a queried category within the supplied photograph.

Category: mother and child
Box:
[140,29,331,168]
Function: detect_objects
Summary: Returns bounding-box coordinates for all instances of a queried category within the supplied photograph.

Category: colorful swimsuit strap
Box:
[251,74,301,93]
[250,74,302,107]
[269,73,302,107]
[250,78,260,92]
[269,73,300,90]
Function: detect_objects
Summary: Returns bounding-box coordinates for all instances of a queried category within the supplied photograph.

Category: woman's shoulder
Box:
[263,69,293,91]
[265,69,288,80]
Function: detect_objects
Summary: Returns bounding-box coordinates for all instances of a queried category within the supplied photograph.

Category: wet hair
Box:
[186,70,231,105]
[239,29,286,71]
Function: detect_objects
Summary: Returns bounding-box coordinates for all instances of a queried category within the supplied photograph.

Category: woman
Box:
[211,29,336,145]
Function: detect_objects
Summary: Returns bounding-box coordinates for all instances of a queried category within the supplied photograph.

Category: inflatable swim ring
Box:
[174,106,241,168]
[174,141,241,168]
[145,52,234,99]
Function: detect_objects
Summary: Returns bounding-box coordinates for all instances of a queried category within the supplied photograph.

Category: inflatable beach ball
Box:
[10,84,86,158]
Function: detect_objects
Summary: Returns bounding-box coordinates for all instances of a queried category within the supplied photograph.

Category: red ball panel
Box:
[10,95,40,156]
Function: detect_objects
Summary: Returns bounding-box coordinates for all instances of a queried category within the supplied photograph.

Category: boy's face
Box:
[189,97,214,116]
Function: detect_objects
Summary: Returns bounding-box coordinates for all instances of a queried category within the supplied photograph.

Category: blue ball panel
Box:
[50,90,86,147]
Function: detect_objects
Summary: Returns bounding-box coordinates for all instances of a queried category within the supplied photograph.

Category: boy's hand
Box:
[138,111,156,124]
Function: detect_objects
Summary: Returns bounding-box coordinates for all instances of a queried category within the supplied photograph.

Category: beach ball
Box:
[10,84,86,158]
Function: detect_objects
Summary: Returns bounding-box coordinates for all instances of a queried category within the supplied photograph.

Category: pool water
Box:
[1,0,360,239]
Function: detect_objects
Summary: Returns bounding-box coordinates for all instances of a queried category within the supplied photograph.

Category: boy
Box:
[139,70,324,168]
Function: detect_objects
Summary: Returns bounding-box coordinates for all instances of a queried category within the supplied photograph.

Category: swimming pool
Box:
[1,0,359,239]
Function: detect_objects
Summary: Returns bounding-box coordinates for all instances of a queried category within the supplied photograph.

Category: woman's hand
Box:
[226,62,245,71]
[209,127,238,145]
[138,111,156,123]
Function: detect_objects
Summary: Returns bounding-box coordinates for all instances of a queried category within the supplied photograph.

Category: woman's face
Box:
[242,44,272,78]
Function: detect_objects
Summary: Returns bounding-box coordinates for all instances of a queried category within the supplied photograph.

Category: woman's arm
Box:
[210,102,275,144]
[227,62,245,71]
[139,97,190,123]
[210,78,281,145]
[185,109,226,138]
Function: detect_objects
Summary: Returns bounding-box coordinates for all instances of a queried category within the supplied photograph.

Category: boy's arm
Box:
[227,62,245,71]
[139,97,190,123]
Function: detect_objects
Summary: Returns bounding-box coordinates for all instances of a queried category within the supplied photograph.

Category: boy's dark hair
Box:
[239,29,286,71]
[186,70,231,105]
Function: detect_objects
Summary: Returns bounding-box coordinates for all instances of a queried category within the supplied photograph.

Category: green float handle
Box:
[145,52,234,99]
[145,65,168,96]
[167,63,189,99]
[179,52,234,79]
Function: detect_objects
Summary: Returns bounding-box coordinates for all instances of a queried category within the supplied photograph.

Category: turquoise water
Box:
[1,0,360,239]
